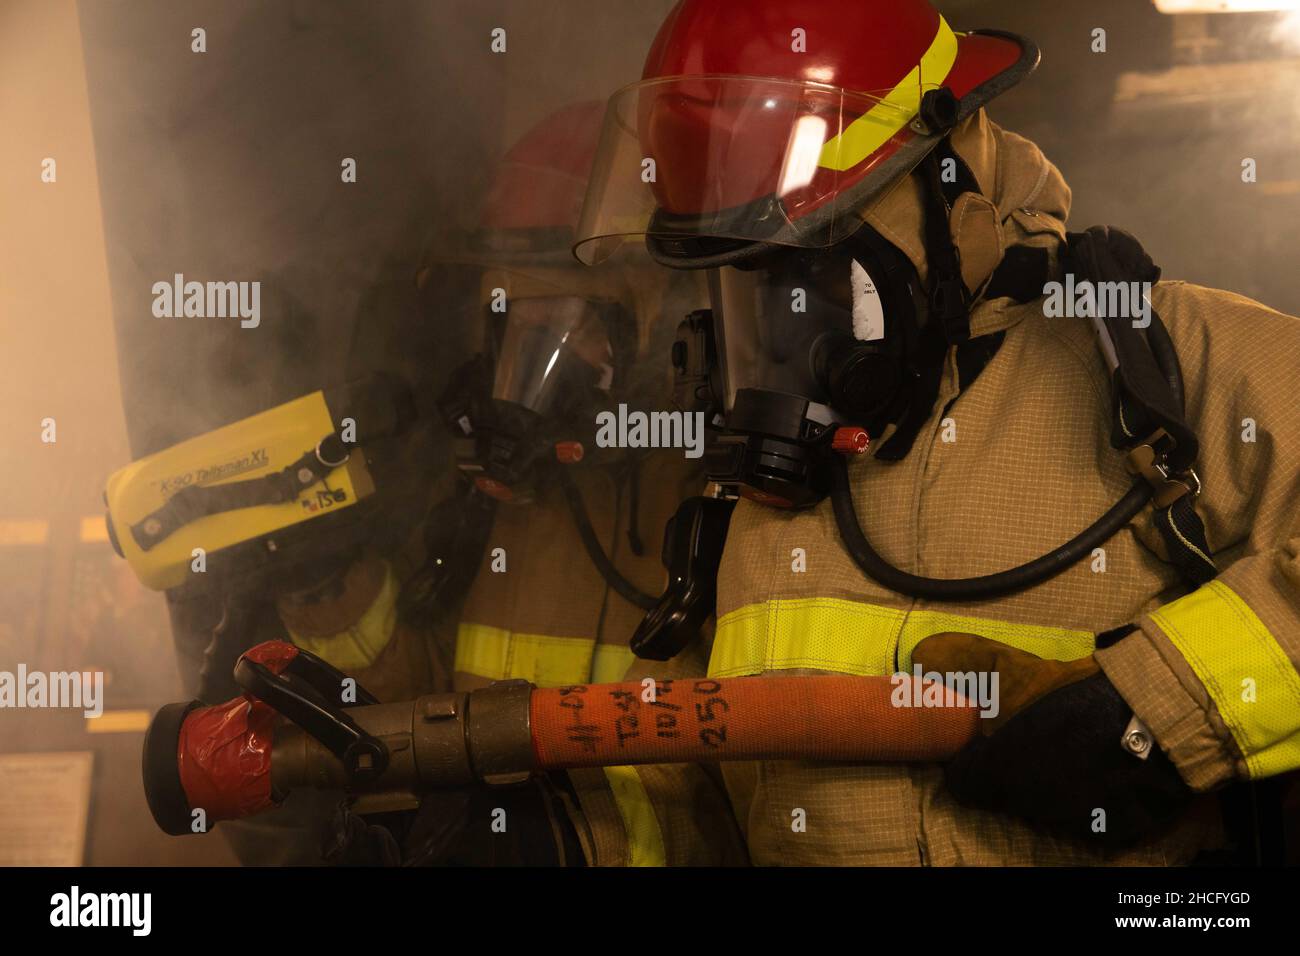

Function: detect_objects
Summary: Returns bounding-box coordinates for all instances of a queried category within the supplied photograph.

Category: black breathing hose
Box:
[830,458,1153,601]
[558,468,657,611]
[830,308,1186,601]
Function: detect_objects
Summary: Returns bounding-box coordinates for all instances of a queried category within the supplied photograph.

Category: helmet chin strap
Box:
[864,136,971,463]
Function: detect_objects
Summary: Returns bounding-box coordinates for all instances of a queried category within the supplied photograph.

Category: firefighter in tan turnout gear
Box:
[124,100,746,866]
[398,101,747,865]
[573,0,1300,864]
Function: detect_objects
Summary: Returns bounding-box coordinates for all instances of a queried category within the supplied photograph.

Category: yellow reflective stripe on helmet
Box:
[287,566,398,672]
[818,17,959,173]
[592,643,636,684]
[455,623,595,688]
[709,596,1094,678]
[1150,581,1300,779]
[602,765,667,867]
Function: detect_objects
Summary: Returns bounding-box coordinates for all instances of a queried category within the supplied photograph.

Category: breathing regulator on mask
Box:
[573,0,1216,660]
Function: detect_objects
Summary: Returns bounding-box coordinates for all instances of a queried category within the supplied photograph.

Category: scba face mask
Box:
[674,225,944,508]
[441,291,637,504]
[431,286,660,618]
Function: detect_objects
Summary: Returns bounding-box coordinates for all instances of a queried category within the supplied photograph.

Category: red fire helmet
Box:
[573,0,1037,267]
[478,99,607,257]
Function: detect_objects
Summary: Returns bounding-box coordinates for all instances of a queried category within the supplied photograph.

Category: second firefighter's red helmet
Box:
[574,0,1037,266]
[479,100,606,258]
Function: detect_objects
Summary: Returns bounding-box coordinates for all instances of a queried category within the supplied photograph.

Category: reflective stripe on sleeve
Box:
[592,643,636,684]
[1150,580,1300,778]
[454,623,596,688]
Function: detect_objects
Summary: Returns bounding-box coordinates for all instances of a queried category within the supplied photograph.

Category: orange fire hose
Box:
[144,642,993,837]
[530,675,981,769]
[145,661,987,835]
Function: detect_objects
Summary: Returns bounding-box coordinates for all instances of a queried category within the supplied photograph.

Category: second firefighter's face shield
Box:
[574,75,928,264]
[707,245,863,414]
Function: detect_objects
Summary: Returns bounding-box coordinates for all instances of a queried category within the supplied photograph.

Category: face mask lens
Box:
[491,297,613,416]
[709,251,859,412]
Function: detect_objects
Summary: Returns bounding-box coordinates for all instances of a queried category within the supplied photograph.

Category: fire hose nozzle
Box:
[270,679,538,804]
[142,640,541,836]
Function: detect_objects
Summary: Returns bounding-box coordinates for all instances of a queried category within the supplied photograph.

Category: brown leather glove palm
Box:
[912,632,1192,847]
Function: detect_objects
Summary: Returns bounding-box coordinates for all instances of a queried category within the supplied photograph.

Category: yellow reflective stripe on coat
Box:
[593,644,636,684]
[455,623,595,688]
[455,624,636,688]
[287,567,398,672]
[1151,581,1300,778]
[709,596,1094,678]
[818,16,959,172]
[602,765,667,866]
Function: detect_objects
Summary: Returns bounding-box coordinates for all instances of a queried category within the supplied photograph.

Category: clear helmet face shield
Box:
[573,74,940,266]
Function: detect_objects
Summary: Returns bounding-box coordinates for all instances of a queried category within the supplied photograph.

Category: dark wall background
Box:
[945,0,1300,315]
[78,0,678,457]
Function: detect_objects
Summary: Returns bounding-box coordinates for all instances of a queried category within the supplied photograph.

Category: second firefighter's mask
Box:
[440,267,637,503]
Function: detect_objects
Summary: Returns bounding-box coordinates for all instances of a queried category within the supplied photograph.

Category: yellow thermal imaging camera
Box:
[104,375,414,592]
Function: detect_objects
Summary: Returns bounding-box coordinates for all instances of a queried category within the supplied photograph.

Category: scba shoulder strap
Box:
[826,224,1217,601]
[1064,226,1217,586]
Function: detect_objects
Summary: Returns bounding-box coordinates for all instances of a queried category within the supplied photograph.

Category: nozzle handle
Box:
[234,656,389,786]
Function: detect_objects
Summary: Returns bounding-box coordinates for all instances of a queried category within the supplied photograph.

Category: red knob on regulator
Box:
[832,427,870,455]
[554,441,585,464]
